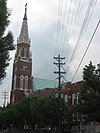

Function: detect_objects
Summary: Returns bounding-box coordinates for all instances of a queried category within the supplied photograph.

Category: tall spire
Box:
[17,3,30,44]
[24,3,27,20]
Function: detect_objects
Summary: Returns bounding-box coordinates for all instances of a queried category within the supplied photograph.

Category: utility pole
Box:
[2,91,9,107]
[53,54,66,133]
[54,54,66,98]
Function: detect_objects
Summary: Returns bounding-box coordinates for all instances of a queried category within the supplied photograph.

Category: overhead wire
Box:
[57,0,64,54]
[63,0,84,79]
[69,0,97,61]
[55,0,64,55]
[60,0,84,81]
[65,0,97,79]
[60,0,73,56]
[34,59,52,76]
[55,0,60,55]
[34,64,54,79]
[58,0,68,55]
[71,20,100,82]
[34,58,57,81]
[34,0,98,86]
[61,0,76,56]
[64,0,83,62]
[33,62,57,88]
[34,0,64,84]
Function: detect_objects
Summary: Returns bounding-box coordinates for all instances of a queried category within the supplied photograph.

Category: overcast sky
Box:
[0,0,100,106]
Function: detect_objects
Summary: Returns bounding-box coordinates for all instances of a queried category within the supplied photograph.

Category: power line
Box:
[58,0,68,55]
[34,59,53,76]
[64,0,83,60]
[65,0,97,77]
[60,0,73,55]
[55,0,64,55]
[71,20,100,82]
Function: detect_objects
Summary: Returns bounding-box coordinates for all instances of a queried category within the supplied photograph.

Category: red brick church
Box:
[10,4,33,104]
[10,4,82,106]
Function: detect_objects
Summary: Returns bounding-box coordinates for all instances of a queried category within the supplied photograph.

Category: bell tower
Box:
[10,4,33,103]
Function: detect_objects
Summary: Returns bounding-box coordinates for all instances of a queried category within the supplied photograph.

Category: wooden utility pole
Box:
[54,54,66,133]
[54,54,66,98]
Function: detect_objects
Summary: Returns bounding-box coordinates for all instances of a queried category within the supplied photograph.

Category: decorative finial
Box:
[24,3,27,20]
[25,3,27,9]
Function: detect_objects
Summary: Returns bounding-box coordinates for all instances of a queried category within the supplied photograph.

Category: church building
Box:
[10,4,33,104]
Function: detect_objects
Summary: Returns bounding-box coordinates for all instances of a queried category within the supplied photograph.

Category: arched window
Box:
[14,74,16,90]
[21,48,24,57]
[25,76,28,90]
[65,95,68,103]
[19,47,22,56]
[72,93,76,105]
[20,75,24,90]
[24,48,27,57]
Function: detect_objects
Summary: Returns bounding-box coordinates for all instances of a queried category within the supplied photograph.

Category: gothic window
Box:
[25,76,28,90]
[72,93,76,105]
[21,48,24,57]
[20,75,24,90]
[26,48,29,58]
[61,94,63,98]
[76,92,79,104]
[24,48,27,57]
[17,48,19,56]
[19,47,22,56]
[65,95,68,103]
[14,74,16,90]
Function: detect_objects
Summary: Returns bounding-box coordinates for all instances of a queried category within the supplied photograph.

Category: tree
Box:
[0,0,14,84]
[0,95,69,130]
[30,95,68,128]
[78,62,100,122]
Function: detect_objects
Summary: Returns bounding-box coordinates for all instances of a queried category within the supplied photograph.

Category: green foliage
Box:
[83,61,100,92]
[78,62,100,122]
[0,96,68,129]
[0,0,14,84]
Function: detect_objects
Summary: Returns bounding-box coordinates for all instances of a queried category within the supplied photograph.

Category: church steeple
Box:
[10,4,33,104]
[17,3,30,44]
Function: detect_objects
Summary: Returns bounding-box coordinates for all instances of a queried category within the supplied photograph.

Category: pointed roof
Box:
[24,3,27,20]
[17,3,30,44]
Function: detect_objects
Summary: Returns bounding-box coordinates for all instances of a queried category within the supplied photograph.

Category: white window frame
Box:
[76,92,79,104]
[25,76,28,90]
[72,93,76,105]
[20,75,24,90]
[65,95,68,103]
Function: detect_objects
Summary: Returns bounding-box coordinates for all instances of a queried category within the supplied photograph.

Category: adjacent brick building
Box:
[32,81,83,106]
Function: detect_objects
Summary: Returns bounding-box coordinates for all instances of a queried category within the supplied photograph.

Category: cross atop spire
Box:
[24,3,27,20]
